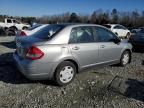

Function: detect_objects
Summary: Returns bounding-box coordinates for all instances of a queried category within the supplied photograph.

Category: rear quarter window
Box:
[33,25,65,39]
[7,19,12,23]
[28,24,41,30]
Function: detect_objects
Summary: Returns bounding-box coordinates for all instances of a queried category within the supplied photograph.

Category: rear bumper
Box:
[13,52,55,80]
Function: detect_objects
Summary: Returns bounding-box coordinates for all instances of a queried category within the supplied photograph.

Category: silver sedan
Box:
[13,24,132,86]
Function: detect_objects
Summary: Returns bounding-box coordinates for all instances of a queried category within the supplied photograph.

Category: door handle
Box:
[100,45,105,48]
[72,46,80,50]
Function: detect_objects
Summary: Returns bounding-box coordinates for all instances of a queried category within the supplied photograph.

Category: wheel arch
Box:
[122,49,132,63]
[54,57,80,74]
[127,32,131,35]
[9,26,18,31]
[63,59,79,73]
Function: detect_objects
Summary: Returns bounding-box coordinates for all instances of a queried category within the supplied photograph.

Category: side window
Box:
[114,25,120,29]
[120,25,126,30]
[16,20,20,24]
[7,19,12,23]
[69,26,94,43]
[13,20,20,24]
[114,25,126,29]
[13,20,16,23]
[95,27,117,42]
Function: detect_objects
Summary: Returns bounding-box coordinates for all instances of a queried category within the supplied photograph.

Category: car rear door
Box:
[69,26,99,68]
[94,27,122,63]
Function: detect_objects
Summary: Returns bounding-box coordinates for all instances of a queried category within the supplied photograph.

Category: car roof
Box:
[106,24,119,25]
[52,23,104,28]
[104,24,126,28]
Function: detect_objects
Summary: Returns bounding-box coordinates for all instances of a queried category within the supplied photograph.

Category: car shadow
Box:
[0,52,56,86]
[0,41,16,49]
[108,76,144,102]
[125,78,144,102]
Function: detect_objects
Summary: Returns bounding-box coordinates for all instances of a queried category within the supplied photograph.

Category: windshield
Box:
[33,24,65,39]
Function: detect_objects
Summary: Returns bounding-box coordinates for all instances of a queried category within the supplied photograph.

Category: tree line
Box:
[0,9,144,28]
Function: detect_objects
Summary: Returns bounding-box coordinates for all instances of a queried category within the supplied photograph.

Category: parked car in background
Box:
[103,24,131,38]
[139,27,144,30]
[131,27,144,35]
[131,29,141,34]
[0,18,31,36]
[0,26,16,36]
[14,24,132,86]
[0,18,30,31]
[17,24,49,36]
[129,29,144,51]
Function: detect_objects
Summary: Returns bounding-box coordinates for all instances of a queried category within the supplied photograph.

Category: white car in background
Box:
[0,18,30,30]
[17,24,49,36]
[103,24,131,38]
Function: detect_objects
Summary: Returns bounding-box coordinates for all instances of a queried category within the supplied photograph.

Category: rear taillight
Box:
[26,46,44,60]
[20,31,27,36]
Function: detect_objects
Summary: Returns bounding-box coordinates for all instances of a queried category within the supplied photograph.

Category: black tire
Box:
[9,26,18,36]
[54,61,76,86]
[119,51,131,67]
[5,29,16,36]
[7,30,15,36]
[10,26,18,31]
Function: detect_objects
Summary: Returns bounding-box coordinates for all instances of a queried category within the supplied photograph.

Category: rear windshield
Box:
[28,24,42,30]
[103,25,111,29]
[33,25,65,39]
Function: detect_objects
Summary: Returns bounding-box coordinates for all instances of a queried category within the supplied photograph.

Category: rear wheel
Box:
[7,30,15,36]
[9,26,18,36]
[119,51,131,66]
[55,61,76,86]
[5,28,16,36]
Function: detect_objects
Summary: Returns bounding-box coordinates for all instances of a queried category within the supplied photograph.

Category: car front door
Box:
[69,26,99,68]
[94,27,122,63]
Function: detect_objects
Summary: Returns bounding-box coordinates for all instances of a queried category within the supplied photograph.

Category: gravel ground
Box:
[0,36,144,108]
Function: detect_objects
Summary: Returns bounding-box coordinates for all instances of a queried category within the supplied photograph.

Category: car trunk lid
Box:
[16,36,46,58]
